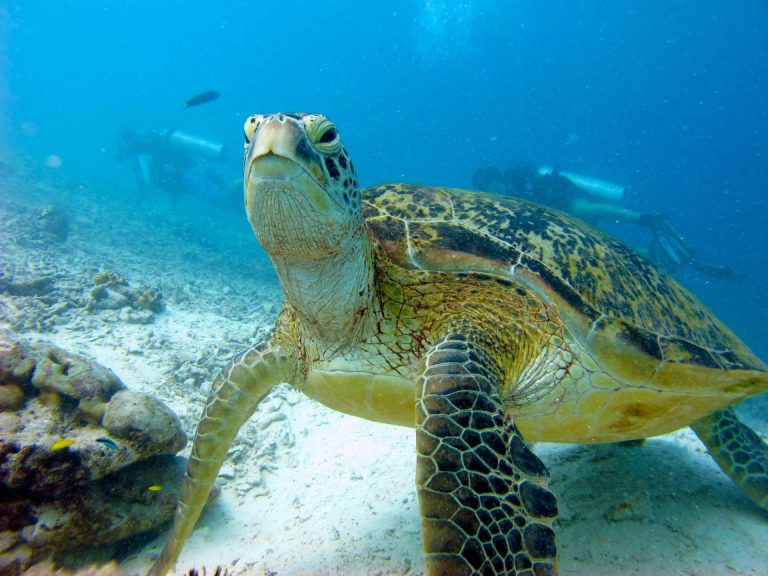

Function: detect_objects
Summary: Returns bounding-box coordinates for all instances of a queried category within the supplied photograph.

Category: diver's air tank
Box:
[538,166,625,202]
[164,129,225,159]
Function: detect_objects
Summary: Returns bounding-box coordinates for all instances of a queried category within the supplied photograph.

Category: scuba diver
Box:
[472,163,738,278]
[115,128,238,207]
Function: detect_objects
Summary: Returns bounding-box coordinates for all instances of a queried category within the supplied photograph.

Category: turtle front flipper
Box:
[690,407,768,512]
[147,340,297,576]
[416,333,558,576]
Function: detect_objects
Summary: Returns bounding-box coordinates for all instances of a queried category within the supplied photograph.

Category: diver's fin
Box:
[689,259,744,279]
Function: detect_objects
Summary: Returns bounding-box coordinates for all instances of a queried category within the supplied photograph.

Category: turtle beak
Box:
[244,116,326,187]
[244,116,337,237]
[247,153,305,182]
[245,118,301,172]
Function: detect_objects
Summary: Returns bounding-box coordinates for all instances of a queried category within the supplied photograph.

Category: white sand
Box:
[1,174,766,576]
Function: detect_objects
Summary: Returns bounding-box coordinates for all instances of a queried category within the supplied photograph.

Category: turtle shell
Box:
[363,183,765,374]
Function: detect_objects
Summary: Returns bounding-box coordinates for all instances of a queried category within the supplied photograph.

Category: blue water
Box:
[1,0,766,358]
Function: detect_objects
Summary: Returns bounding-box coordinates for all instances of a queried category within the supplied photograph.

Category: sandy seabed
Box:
[1,173,766,576]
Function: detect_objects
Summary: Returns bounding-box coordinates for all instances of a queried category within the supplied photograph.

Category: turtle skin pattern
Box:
[147,339,296,576]
[417,333,557,575]
[691,407,768,511]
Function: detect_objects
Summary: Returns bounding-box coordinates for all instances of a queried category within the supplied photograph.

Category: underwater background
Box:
[2,1,766,360]
[1,2,768,574]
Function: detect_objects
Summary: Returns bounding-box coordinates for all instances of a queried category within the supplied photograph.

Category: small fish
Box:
[96,437,119,451]
[51,438,75,451]
[147,485,163,492]
[183,90,220,109]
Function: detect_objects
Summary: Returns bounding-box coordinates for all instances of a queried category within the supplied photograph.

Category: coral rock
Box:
[0,338,36,386]
[38,206,69,241]
[0,385,24,411]
[102,390,186,453]
[87,286,130,311]
[31,347,124,402]
[91,271,125,287]
[0,333,187,573]
[23,560,126,576]
[134,289,164,313]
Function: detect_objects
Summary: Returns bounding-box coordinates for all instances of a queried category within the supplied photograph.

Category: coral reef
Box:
[87,272,164,320]
[0,333,187,574]
[0,265,165,333]
[91,272,125,287]
[134,288,164,313]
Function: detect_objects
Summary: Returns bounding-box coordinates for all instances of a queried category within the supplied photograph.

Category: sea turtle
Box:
[148,113,768,576]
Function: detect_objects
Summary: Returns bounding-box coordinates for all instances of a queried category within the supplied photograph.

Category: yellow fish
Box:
[51,439,75,451]
[147,485,163,492]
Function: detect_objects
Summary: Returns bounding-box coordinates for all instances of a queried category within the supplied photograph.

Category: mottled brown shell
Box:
[363,183,764,372]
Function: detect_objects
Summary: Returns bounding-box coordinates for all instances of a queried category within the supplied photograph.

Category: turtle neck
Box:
[271,224,378,354]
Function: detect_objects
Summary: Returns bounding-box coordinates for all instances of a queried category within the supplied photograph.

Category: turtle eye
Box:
[308,117,341,154]
[318,127,337,144]
[244,115,260,143]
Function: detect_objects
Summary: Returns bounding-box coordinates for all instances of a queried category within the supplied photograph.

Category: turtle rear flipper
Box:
[691,407,768,511]
[416,333,558,575]
[148,340,297,576]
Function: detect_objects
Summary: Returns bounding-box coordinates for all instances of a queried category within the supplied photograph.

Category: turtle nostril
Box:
[276,113,285,122]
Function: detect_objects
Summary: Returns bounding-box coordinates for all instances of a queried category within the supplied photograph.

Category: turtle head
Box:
[243,113,360,260]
